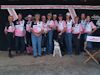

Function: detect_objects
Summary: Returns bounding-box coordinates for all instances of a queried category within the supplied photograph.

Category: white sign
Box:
[87,36,100,42]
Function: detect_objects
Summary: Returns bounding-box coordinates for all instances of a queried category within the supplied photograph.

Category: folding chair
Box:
[84,36,100,64]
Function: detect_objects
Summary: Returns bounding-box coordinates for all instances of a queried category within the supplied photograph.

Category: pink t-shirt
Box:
[7,23,15,33]
[33,25,42,33]
[15,20,25,37]
[53,20,58,28]
[26,21,32,32]
[42,22,48,33]
[84,21,96,33]
[66,20,73,33]
[57,20,66,32]
[72,23,83,34]
[46,20,54,30]
[32,21,43,34]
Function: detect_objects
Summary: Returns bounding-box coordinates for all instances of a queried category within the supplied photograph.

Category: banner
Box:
[87,36,100,42]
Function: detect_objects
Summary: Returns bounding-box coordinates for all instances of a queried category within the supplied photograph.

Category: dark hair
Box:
[86,15,91,22]
[74,16,80,24]
[18,13,22,16]
[34,14,41,22]
[41,15,47,23]
[66,15,72,21]
[47,15,52,20]
[81,13,85,16]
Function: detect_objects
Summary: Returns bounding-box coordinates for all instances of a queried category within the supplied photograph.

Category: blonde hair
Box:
[74,16,79,19]
[8,15,13,21]
[35,14,40,18]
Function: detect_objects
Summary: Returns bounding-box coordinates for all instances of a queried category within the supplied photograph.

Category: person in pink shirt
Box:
[65,12,73,55]
[46,13,55,54]
[72,16,83,55]
[84,15,97,49]
[25,14,33,55]
[53,14,58,41]
[14,13,26,55]
[41,15,48,55]
[80,13,87,52]
[53,14,58,29]
[57,14,66,54]
[4,15,15,58]
[31,14,43,57]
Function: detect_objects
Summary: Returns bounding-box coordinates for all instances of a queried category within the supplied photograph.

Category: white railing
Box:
[1,5,100,21]
[1,5,100,9]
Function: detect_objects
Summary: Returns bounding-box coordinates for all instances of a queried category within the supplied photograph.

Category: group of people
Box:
[4,12,97,58]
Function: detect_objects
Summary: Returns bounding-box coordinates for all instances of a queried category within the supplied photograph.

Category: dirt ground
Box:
[0,51,100,75]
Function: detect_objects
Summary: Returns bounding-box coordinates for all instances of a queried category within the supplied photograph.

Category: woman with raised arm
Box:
[4,15,15,57]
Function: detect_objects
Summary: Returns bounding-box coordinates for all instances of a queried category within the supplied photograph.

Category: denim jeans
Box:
[31,34,42,57]
[65,33,73,54]
[84,33,92,49]
[47,30,54,54]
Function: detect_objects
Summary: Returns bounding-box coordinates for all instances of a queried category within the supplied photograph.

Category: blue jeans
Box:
[31,34,42,57]
[84,33,92,49]
[65,33,73,54]
[47,30,54,54]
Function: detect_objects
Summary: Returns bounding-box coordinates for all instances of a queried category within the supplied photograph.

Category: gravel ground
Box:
[0,51,100,75]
